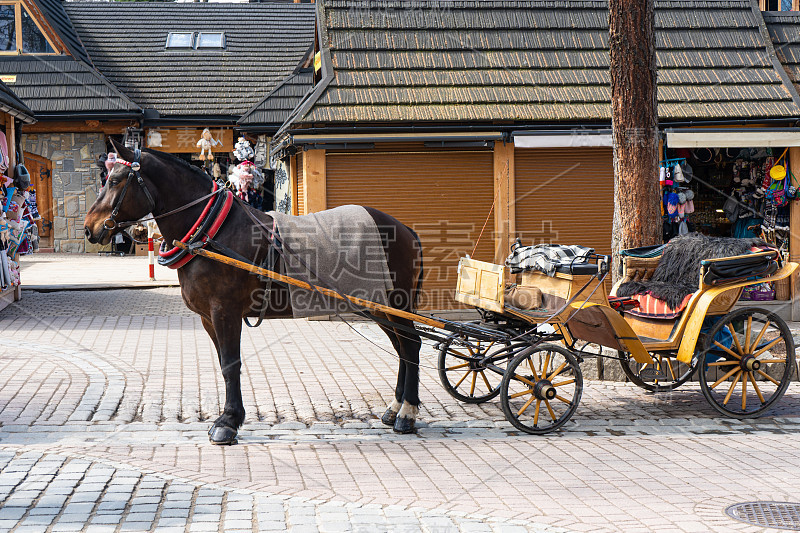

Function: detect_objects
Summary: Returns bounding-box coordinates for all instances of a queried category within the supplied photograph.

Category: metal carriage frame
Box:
[175,240,798,435]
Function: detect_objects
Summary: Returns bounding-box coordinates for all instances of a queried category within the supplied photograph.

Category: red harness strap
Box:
[158,185,234,269]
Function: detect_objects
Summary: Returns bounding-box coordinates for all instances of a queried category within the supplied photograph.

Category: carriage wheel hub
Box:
[534,380,557,401]
[741,355,760,372]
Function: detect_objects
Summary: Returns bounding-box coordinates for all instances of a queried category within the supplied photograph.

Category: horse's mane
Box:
[143,148,214,184]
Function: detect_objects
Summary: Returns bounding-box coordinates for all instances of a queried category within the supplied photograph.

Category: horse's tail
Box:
[407,225,423,312]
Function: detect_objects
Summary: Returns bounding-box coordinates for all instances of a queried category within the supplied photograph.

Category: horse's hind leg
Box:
[205,307,246,445]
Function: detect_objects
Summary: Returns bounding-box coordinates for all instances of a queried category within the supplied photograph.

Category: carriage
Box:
[440,245,798,434]
[182,237,798,435]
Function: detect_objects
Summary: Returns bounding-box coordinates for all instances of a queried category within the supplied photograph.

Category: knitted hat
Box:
[666,192,680,216]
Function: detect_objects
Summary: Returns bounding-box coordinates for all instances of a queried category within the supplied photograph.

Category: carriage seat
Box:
[615,244,779,320]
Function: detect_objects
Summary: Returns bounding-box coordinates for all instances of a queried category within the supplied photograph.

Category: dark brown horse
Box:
[84,141,424,444]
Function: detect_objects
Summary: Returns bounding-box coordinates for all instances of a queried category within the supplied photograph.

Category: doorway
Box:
[23,152,53,249]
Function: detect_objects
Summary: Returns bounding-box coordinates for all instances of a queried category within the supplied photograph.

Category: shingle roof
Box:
[295,0,800,124]
[1,56,140,116]
[65,2,316,119]
[238,68,313,127]
[765,12,800,92]
[0,80,35,124]
[30,0,91,65]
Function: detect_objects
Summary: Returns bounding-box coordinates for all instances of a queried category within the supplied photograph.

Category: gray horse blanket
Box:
[270,205,394,318]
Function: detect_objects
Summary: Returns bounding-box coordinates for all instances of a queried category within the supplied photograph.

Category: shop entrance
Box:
[663,145,793,301]
[24,152,53,249]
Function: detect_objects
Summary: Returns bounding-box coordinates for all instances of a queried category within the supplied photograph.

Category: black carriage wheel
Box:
[437,333,510,403]
[619,351,696,392]
[698,307,795,418]
[500,344,583,435]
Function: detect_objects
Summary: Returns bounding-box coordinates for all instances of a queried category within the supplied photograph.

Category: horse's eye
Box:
[109,179,119,186]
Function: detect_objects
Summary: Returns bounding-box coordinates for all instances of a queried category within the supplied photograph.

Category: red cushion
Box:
[624,292,694,320]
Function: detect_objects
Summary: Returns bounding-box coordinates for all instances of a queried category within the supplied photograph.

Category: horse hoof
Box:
[381,408,397,426]
[208,425,238,445]
[393,416,415,434]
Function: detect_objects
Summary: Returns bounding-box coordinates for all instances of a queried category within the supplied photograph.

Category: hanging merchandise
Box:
[228,137,265,210]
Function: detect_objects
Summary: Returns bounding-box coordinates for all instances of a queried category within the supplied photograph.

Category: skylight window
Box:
[196,32,225,49]
[165,32,225,50]
[166,32,194,49]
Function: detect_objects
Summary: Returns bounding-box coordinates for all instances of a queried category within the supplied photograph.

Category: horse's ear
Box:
[109,138,134,162]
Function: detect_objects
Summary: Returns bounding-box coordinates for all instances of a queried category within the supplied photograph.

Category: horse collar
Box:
[158,183,234,270]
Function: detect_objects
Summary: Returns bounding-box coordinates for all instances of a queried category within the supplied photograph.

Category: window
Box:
[196,32,224,49]
[21,8,52,53]
[166,32,194,49]
[0,2,57,55]
[0,5,16,52]
[165,31,225,50]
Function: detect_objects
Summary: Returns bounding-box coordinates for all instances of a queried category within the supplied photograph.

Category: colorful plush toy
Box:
[233,137,255,162]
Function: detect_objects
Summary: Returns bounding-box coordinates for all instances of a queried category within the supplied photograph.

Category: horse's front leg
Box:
[205,308,245,445]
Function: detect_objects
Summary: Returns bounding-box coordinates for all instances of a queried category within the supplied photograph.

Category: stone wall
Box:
[22,132,107,253]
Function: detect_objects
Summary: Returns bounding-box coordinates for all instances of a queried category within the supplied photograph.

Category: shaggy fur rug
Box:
[616,233,766,308]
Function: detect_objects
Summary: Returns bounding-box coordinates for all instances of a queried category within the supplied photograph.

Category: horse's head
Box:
[84,140,156,245]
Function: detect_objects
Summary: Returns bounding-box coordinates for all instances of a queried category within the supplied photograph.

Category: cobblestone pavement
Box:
[1,288,800,532]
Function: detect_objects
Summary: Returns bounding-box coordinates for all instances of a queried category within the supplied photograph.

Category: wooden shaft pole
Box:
[173,241,448,329]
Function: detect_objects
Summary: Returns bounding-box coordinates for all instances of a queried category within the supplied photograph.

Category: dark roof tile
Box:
[0,56,139,115]
[295,0,800,124]
[239,68,313,127]
[65,2,315,118]
[0,79,35,123]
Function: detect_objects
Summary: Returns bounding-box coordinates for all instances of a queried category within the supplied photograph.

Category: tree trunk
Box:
[609,0,661,284]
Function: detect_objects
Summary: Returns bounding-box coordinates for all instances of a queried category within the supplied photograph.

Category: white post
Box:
[147,221,155,281]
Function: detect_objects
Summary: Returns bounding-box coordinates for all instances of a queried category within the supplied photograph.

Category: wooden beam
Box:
[493,139,515,264]
[302,149,326,214]
[6,113,15,176]
[23,120,134,135]
[790,147,800,319]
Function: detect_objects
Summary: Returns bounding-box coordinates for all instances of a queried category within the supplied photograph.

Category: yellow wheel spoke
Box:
[744,317,752,356]
[508,388,535,399]
[541,352,552,380]
[756,370,781,386]
[666,359,676,380]
[553,379,576,387]
[750,320,771,354]
[711,367,741,389]
[446,349,472,360]
[754,338,782,357]
[548,361,569,381]
[527,356,539,381]
[469,371,477,397]
[554,394,571,404]
[708,360,738,367]
[454,370,471,389]
[533,399,541,425]
[741,372,747,411]
[723,371,742,405]
[515,374,536,388]
[544,399,557,421]
[446,362,470,371]
[728,323,744,355]
[479,370,492,391]
[749,372,766,404]
[757,359,786,364]
[714,341,741,360]
[517,395,536,417]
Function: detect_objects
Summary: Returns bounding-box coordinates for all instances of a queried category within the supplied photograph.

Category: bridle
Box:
[101,148,156,233]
